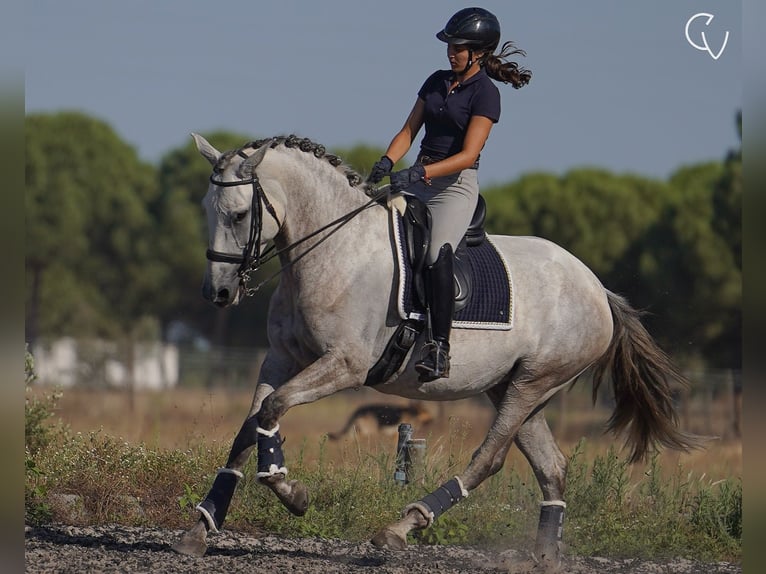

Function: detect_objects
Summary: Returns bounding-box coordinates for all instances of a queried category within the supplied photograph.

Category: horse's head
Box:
[192,133,283,307]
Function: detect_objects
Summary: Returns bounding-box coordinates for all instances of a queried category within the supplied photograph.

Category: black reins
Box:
[206,150,387,295]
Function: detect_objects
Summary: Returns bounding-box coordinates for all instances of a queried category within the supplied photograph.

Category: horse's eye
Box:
[233,211,248,223]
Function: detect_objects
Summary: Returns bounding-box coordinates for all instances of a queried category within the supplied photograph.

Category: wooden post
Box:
[394,423,413,485]
[726,369,741,439]
[405,438,427,485]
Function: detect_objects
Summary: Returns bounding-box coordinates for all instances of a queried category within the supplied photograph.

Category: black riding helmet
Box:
[436,7,501,52]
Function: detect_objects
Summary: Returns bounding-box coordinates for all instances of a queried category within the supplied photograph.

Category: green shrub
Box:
[564,439,741,561]
[25,347,61,525]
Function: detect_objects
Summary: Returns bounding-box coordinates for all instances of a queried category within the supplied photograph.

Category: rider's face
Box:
[447,44,480,74]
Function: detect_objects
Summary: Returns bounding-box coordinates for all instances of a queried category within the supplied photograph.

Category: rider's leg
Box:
[415,243,454,381]
[410,169,478,382]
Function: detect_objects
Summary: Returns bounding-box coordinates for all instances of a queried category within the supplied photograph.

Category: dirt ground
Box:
[25,524,741,574]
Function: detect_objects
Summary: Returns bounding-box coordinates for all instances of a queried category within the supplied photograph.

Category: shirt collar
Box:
[447,68,488,89]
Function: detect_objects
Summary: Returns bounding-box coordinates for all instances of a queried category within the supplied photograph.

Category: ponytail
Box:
[481,41,532,89]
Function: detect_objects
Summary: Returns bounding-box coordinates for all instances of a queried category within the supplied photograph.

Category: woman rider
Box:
[368,7,532,382]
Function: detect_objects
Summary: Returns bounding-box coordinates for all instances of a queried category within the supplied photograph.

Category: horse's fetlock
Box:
[256,423,288,478]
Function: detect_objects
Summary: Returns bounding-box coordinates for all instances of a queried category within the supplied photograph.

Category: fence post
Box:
[394,423,413,485]
[726,369,741,439]
[394,424,427,485]
[405,438,427,485]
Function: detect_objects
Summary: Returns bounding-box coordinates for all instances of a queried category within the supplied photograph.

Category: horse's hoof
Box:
[371,527,407,550]
[284,479,310,516]
[269,478,309,516]
[171,531,208,557]
[171,523,207,558]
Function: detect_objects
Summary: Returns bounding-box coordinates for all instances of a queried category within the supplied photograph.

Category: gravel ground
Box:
[25,524,741,574]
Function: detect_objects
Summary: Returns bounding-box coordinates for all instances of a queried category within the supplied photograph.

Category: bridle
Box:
[206,160,281,278]
[205,150,387,296]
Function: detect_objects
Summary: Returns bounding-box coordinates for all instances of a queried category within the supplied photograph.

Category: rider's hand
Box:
[368,155,394,184]
[389,164,427,192]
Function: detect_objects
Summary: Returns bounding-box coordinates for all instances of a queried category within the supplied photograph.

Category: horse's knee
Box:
[258,393,286,428]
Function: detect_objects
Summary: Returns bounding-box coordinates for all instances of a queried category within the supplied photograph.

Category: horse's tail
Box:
[591,291,701,463]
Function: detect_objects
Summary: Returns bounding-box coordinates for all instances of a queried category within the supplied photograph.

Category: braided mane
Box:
[221,134,376,196]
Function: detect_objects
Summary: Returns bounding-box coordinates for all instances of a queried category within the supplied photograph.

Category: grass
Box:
[26,410,741,562]
[25,353,741,562]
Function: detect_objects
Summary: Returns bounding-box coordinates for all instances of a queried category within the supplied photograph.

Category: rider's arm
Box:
[383,99,425,164]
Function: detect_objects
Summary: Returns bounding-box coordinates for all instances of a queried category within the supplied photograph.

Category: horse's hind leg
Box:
[372,378,547,550]
[515,408,568,568]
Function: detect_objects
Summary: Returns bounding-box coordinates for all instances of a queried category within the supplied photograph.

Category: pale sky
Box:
[24,1,742,185]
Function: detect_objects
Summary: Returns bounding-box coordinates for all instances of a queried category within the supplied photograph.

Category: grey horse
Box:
[173,134,697,567]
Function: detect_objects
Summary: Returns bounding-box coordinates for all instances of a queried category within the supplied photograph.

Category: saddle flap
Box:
[400,196,484,311]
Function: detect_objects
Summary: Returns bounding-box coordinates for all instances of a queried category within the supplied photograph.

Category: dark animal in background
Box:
[328,402,434,440]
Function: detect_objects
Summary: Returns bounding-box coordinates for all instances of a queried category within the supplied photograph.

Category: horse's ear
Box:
[191,133,221,166]
[239,139,273,176]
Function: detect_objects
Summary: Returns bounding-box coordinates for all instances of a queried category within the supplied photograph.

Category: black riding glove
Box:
[368,155,394,184]
[389,164,427,192]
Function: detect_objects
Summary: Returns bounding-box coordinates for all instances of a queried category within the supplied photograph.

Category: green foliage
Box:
[178,483,203,511]
[25,348,58,525]
[483,113,741,369]
[329,143,403,177]
[24,347,61,455]
[416,514,469,545]
[26,112,164,341]
[565,440,741,561]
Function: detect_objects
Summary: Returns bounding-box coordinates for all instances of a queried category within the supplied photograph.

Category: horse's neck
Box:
[267,151,385,274]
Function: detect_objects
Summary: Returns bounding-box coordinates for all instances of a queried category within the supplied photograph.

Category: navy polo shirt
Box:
[417,68,501,164]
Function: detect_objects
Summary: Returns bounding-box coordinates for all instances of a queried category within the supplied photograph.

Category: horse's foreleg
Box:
[173,382,277,557]
[515,408,568,569]
[254,351,369,512]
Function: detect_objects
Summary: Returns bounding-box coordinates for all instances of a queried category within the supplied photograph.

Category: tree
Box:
[484,169,667,279]
[26,111,169,342]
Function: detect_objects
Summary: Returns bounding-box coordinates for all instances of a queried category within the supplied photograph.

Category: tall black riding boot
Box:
[415,244,454,382]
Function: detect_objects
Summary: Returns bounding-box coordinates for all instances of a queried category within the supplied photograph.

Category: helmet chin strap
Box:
[460,49,474,75]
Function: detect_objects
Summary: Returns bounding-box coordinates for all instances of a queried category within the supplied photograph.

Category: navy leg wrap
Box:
[418,477,466,522]
[538,502,565,544]
[197,469,242,532]
[536,501,566,563]
[256,425,287,478]
[227,415,260,465]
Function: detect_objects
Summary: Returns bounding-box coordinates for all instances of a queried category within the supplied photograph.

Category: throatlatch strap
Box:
[256,424,288,478]
[418,477,467,522]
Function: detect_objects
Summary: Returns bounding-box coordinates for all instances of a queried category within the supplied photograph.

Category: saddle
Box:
[365,195,487,387]
[404,194,487,313]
